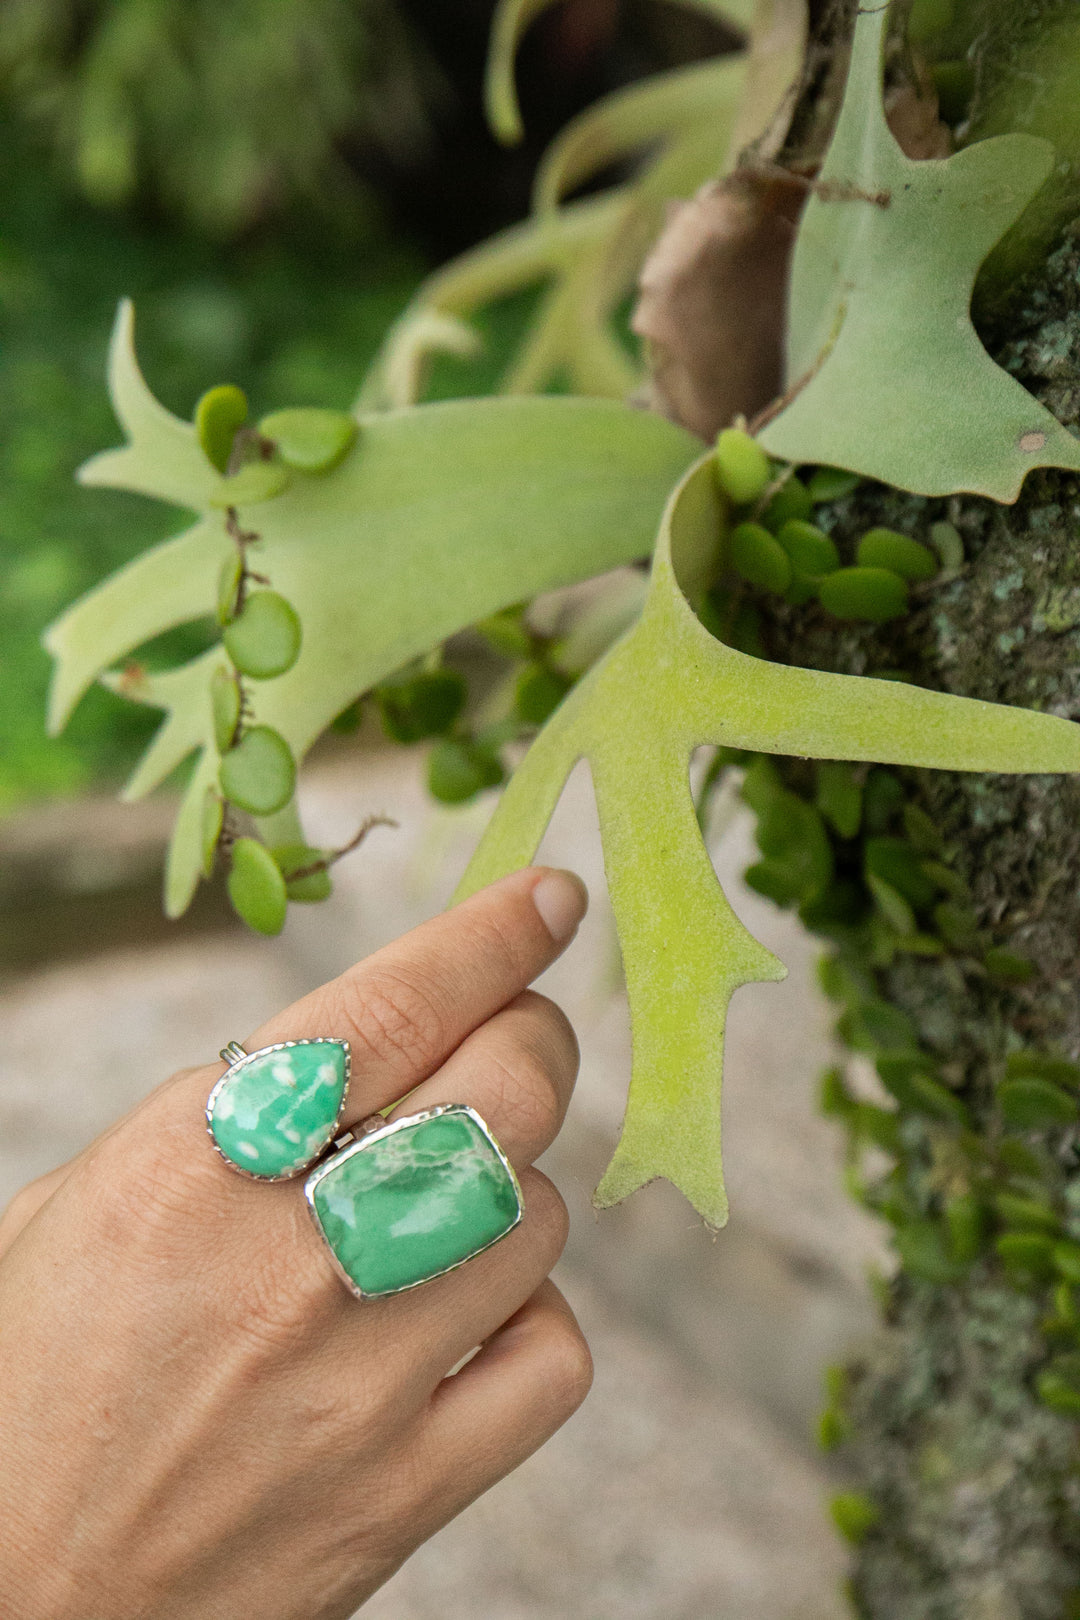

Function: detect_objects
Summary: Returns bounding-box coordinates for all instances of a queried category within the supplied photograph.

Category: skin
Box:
[0,866,593,1620]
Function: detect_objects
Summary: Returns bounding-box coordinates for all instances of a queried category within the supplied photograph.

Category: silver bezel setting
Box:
[304,1103,524,1301]
[205,1038,352,1183]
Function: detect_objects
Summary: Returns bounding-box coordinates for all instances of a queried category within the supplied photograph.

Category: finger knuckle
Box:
[233,1251,339,1356]
[543,1318,594,1414]
[90,1124,219,1242]
[516,991,579,1083]
[487,1045,561,1148]
[336,966,447,1080]
[521,1175,570,1266]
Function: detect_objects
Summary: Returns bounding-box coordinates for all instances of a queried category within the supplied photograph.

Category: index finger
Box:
[239,866,587,1130]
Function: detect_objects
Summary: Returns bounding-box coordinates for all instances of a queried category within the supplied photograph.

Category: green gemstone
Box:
[307,1108,522,1297]
[208,1040,348,1177]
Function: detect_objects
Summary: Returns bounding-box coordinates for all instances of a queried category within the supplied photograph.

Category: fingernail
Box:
[532,869,588,944]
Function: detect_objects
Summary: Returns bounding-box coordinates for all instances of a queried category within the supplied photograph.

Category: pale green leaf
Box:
[533,57,747,212]
[485,0,753,147]
[457,454,1080,1225]
[45,305,700,917]
[758,4,1080,500]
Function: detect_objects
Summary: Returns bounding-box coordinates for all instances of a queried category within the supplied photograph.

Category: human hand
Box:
[0,867,591,1620]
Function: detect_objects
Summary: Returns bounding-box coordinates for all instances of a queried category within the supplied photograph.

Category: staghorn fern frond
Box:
[457,455,1080,1224]
[44,302,700,918]
[758,4,1080,499]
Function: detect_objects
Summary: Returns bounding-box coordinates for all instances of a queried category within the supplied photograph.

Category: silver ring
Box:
[206,1037,351,1182]
[305,1104,523,1300]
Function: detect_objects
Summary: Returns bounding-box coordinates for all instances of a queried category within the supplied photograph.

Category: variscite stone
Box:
[306,1108,522,1297]
[207,1040,348,1178]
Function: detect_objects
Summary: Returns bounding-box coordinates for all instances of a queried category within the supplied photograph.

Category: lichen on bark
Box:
[756,221,1080,1617]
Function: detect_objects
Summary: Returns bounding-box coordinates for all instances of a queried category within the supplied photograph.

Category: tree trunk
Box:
[755,200,1080,1619]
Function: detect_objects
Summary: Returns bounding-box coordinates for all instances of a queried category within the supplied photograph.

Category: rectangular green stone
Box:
[305,1107,522,1298]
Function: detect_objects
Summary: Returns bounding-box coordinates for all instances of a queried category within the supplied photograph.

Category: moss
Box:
[755,217,1080,1616]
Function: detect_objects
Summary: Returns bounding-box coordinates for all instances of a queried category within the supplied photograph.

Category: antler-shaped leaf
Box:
[758,3,1080,499]
[44,303,701,916]
[456,454,1080,1226]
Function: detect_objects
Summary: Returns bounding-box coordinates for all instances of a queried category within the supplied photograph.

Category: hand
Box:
[0,867,591,1620]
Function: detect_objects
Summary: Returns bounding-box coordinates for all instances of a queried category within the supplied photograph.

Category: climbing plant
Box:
[41,0,1080,1607]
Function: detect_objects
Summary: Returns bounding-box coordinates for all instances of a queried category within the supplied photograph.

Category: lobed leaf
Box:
[44,304,700,916]
[759,4,1080,500]
[457,454,1080,1225]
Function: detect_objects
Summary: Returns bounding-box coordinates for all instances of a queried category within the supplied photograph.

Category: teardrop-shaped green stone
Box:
[208,1039,349,1178]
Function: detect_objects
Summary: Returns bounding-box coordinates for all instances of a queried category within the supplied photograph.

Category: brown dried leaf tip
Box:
[632,170,805,443]
[632,63,951,443]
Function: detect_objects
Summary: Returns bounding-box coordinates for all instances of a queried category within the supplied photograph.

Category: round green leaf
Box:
[227,837,287,935]
[427,738,503,804]
[995,1193,1059,1233]
[210,666,241,754]
[945,1192,983,1264]
[807,466,861,502]
[210,460,291,509]
[1036,1370,1080,1417]
[929,520,964,571]
[896,1220,966,1284]
[216,551,243,626]
[258,408,358,474]
[776,519,840,576]
[997,1077,1079,1129]
[818,566,909,622]
[223,590,302,680]
[996,1232,1054,1284]
[908,1074,970,1127]
[856,528,938,581]
[475,607,533,658]
[515,665,571,726]
[714,429,771,505]
[200,787,224,878]
[271,842,333,903]
[1005,1052,1080,1087]
[376,669,467,743]
[815,761,862,838]
[829,1492,880,1546]
[220,725,296,816]
[196,384,247,474]
[1054,1243,1080,1285]
[761,476,812,533]
[985,947,1035,984]
[729,522,792,594]
[867,874,916,935]
[864,837,938,910]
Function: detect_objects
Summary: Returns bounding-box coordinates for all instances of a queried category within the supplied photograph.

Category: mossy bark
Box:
[756,223,1080,1616]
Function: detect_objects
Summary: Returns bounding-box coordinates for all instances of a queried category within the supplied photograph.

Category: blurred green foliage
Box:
[0,0,432,237]
[0,112,432,809]
[0,99,545,811]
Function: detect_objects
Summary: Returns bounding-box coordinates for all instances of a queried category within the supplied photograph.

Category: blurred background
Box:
[0,3,883,1613]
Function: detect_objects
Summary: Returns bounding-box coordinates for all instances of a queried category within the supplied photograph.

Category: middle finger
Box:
[386,989,579,1170]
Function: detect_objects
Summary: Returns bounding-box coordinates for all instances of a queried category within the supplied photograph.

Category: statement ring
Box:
[206,1043,523,1300]
[305,1105,523,1300]
[206,1038,350,1181]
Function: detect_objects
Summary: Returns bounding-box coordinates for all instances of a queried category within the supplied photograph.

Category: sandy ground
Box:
[0,749,887,1618]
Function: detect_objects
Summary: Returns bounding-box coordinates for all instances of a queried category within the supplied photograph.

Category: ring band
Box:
[206,1043,523,1298]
